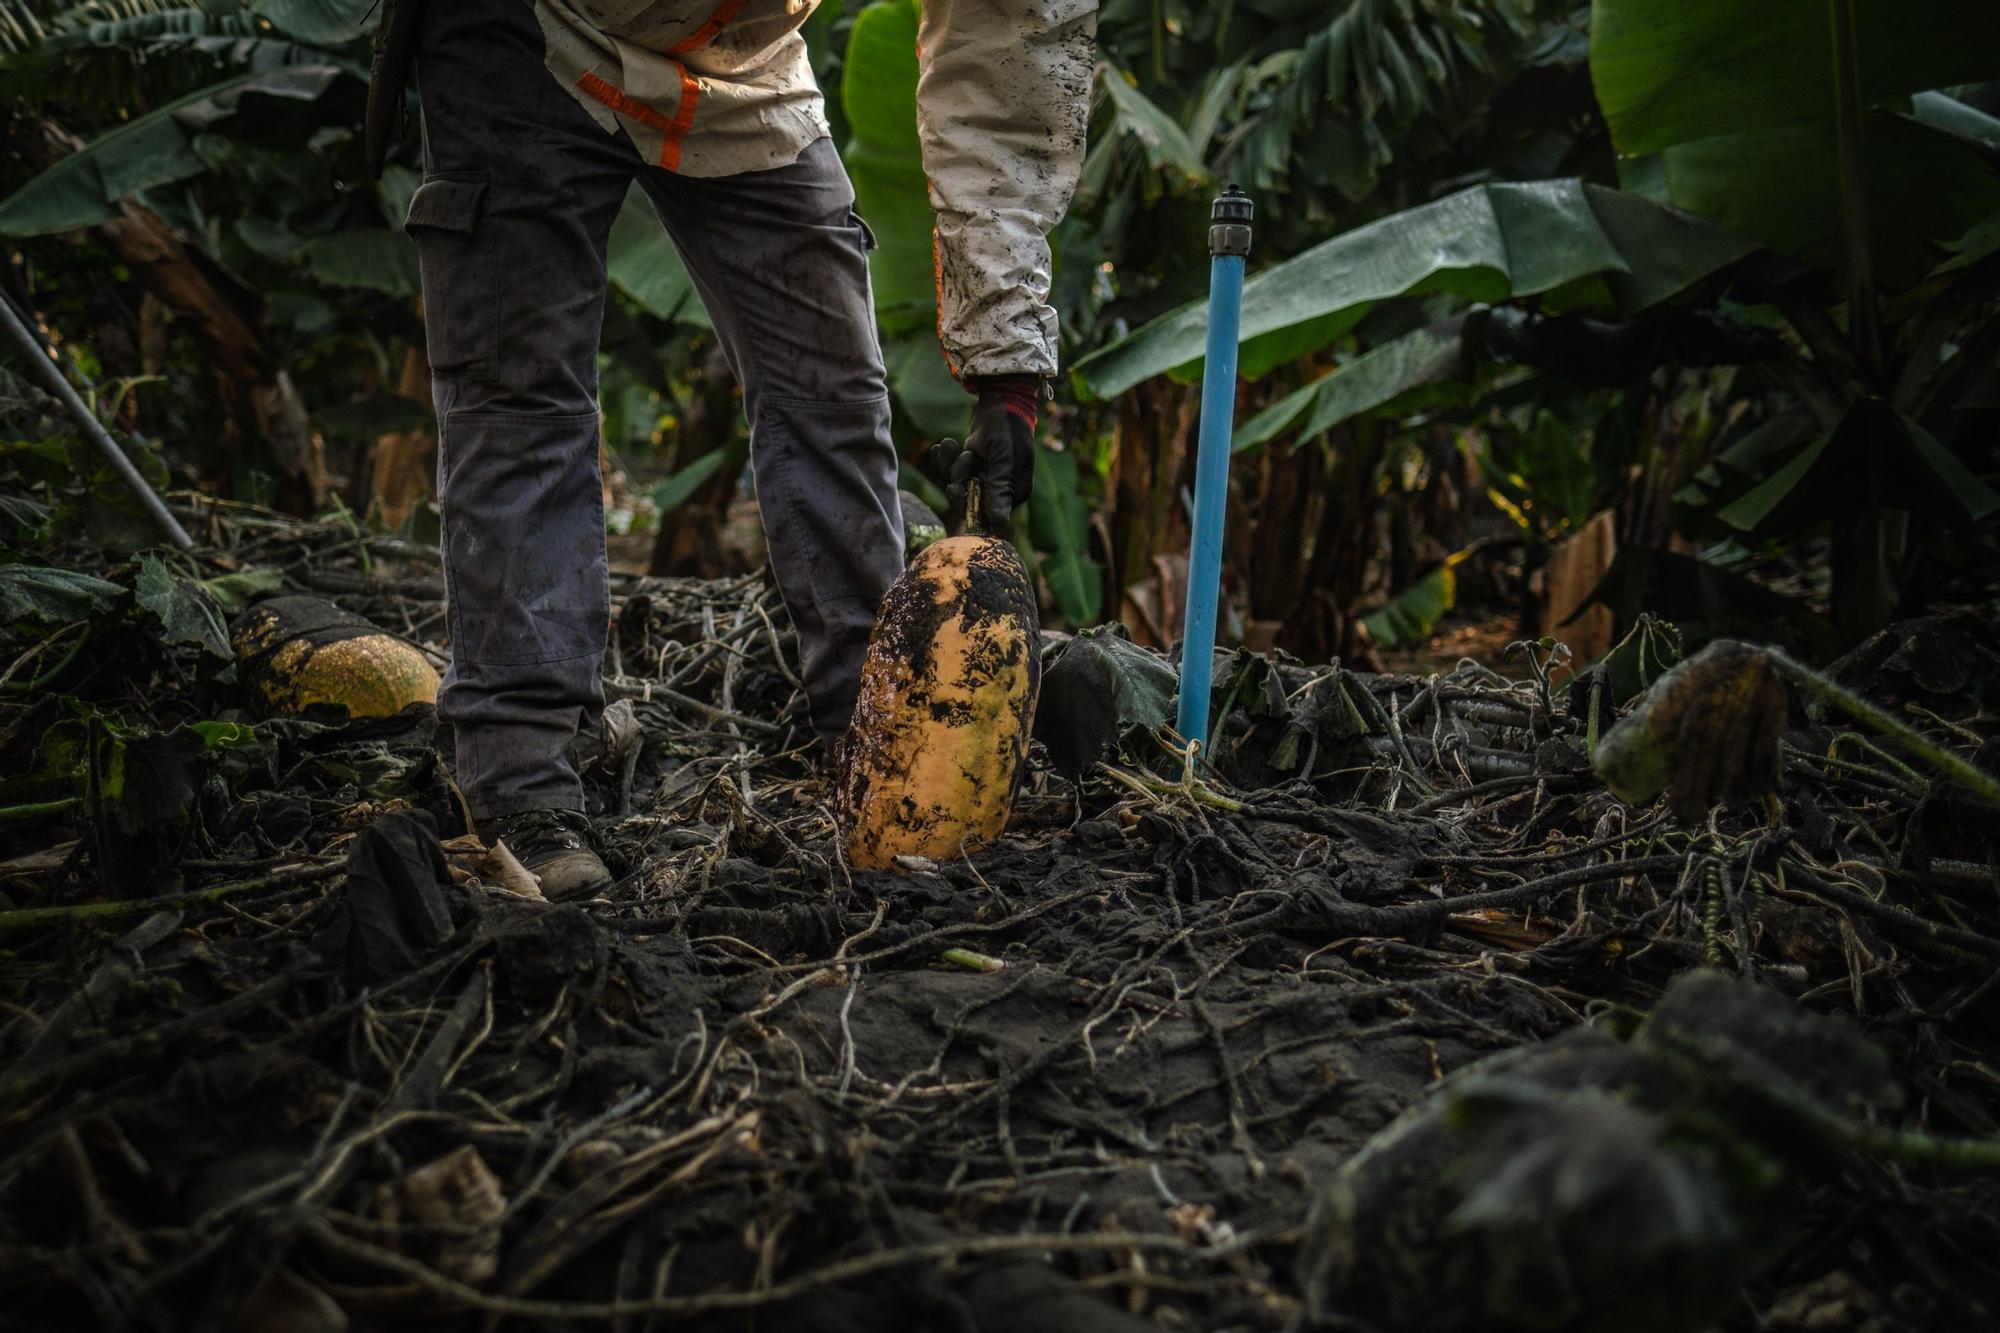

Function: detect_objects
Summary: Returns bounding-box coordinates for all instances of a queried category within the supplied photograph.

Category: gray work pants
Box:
[409,0,904,819]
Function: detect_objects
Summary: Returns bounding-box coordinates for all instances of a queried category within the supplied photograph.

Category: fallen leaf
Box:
[0,840,77,882]
[478,839,547,902]
[1445,909,1558,950]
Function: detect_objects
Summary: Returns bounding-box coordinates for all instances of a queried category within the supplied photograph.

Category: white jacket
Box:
[536,0,1096,380]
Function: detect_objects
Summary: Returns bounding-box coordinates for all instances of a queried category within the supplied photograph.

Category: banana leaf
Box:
[0,65,345,236]
[1232,314,1480,454]
[840,0,936,335]
[251,0,377,47]
[300,229,419,297]
[1072,180,1754,399]
[1590,0,1999,157]
[1363,547,1475,649]
[1024,446,1104,627]
[606,185,711,329]
[1718,397,2000,536]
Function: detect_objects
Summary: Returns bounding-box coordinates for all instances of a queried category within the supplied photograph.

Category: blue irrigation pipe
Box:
[1175,185,1253,753]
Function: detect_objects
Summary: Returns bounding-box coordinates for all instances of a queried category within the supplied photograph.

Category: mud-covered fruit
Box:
[233,595,439,719]
[837,535,1040,869]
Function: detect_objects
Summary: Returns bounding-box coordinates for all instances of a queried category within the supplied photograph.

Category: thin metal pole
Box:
[1175,184,1252,752]
[0,289,193,549]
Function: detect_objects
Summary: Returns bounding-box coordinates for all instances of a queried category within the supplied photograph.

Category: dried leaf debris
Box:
[0,501,1996,1331]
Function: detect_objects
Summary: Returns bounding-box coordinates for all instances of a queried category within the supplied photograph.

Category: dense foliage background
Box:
[4,0,1997,666]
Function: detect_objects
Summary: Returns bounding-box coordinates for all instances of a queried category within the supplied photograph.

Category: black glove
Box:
[922,375,1039,530]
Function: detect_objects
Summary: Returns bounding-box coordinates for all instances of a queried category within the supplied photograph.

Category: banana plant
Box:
[1076,0,2000,649]
[1074,180,1759,400]
[1592,0,2000,639]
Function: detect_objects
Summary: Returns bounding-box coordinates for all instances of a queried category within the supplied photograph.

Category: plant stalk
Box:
[0,797,79,825]
[1771,649,2000,810]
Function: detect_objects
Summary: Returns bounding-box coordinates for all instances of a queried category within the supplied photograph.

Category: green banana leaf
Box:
[606,184,712,329]
[1718,397,2000,535]
[840,0,937,336]
[1590,0,1998,157]
[0,65,345,236]
[649,448,734,515]
[1363,547,1475,650]
[1095,64,1210,192]
[1661,110,2000,291]
[300,229,420,297]
[1590,0,2000,291]
[1072,180,1755,399]
[1482,411,1596,540]
[1232,314,1479,454]
[9,7,329,72]
[886,333,968,440]
[1024,446,1104,626]
[250,0,377,46]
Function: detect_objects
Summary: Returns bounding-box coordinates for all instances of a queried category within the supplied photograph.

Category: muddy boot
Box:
[476,808,611,901]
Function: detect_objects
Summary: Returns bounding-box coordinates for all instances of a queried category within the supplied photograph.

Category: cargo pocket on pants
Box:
[847,208,878,252]
[406,173,498,381]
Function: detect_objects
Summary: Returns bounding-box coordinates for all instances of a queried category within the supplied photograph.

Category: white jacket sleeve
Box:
[915,0,1097,381]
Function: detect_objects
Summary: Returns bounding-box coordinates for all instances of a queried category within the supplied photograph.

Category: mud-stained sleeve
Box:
[915,0,1097,381]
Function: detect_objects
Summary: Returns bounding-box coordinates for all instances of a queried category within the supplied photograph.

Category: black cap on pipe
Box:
[1210,183,1252,258]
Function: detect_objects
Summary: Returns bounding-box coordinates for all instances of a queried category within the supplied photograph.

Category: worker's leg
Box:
[411,0,635,817]
[633,139,906,748]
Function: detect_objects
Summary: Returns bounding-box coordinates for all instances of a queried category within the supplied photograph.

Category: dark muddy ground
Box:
[1,498,1997,1332]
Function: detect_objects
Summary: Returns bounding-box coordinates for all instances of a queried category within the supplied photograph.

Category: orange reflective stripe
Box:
[931,224,961,380]
[577,70,673,133]
[668,0,745,54]
[659,63,700,171]
[576,68,700,172]
[916,37,960,380]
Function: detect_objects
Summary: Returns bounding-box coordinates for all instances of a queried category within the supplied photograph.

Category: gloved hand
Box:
[920,374,1039,530]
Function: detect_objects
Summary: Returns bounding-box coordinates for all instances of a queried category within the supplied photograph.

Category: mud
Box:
[0,517,1996,1331]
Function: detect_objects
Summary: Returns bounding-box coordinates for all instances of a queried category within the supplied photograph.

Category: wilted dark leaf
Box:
[1640,971,1900,1128]
[344,810,455,986]
[1033,627,1178,776]
[1822,611,1997,704]
[1594,639,1787,821]
[898,489,945,560]
[54,433,174,555]
[0,564,125,635]
[134,555,232,661]
[103,724,206,834]
[196,568,288,613]
[0,493,51,542]
[0,438,74,485]
[1300,973,1892,1333]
